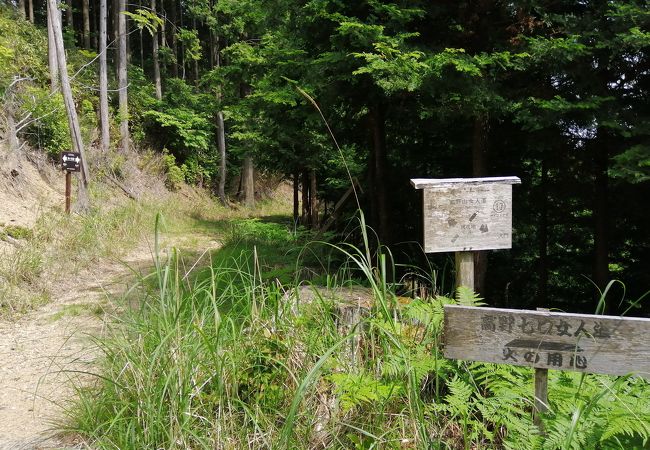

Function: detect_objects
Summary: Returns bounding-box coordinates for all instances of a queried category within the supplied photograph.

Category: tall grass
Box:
[66,213,650,449]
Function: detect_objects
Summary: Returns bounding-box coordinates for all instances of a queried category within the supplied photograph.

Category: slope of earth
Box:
[0,228,221,450]
[0,148,222,449]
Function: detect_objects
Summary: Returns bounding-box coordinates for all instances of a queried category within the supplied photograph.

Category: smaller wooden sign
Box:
[443,305,650,378]
[61,151,81,172]
[411,177,521,253]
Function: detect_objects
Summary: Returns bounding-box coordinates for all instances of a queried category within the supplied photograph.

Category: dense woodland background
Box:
[1,0,648,313]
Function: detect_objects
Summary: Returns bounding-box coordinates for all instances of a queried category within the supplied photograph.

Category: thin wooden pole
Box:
[65,171,72,214]
[534,307,549,433]
[455,251,475,291]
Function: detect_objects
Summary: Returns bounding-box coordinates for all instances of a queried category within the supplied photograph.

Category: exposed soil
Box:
[0,147,221,449]
[0,232,220,450]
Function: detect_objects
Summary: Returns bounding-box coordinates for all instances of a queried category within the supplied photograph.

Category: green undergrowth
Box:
[0,186,228,316]
[65,213,650,449]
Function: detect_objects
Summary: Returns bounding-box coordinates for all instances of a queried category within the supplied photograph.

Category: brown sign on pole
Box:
[443,305,650,378]
[411,177,521,253]
[61,151,81,172]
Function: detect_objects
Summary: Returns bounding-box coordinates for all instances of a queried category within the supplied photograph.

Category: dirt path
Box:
[0,233,220,450]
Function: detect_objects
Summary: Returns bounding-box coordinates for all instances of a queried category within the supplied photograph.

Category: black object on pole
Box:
[61,151,81,172]
[61,151,81,214]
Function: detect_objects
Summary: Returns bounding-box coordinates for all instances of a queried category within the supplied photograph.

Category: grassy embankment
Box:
[65,212,650,449]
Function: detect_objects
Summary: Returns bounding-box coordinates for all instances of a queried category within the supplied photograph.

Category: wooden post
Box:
[534,307,549,433]
[455,251,475,290]
[65,171,71,214]
[534,368,548,431]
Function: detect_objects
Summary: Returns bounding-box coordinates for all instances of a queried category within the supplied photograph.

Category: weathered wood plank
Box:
[411,176,521,189]
[422,183,514,253]
[443,305,650,378]
[455,251,474,290]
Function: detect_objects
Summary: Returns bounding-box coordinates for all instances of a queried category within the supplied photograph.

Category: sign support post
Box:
[65,170,72,214]
[533,307,549,432]
[61,151,81,214]
[455,251,474,290]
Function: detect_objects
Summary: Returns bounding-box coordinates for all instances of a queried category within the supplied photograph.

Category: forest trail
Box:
[0,231,220,450]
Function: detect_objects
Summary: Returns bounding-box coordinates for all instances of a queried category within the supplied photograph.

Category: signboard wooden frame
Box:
[443,305,650,378]
[411,177,521,254]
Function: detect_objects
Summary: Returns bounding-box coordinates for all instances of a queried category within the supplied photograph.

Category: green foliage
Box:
[19,87,71,157]
[67,214,650,449]
[1,224,33,240]
[176,28,202,61]
[123,8,163,36]
[161,150,184,190]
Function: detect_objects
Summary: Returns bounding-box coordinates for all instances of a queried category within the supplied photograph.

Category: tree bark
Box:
[538,158,549,305]
[216,111,227,204]
[242,154,255,208]
[310,169,318,229]
[151,0,162,99]
[293,170,299,225]
[82,0,90,48]
[117,0,129,152]
[47,0,90,209]
[192,17,199,84]
[6,108,18,153]
[28,0,34,23]
[179,0,185,79]
[169,0,178,77]
[368,103,390,244]
[99,0,110,151]
[472,114,489,295]
[301,170,309,225]
[47,2,59,93]
[18,0,26,19]
[593,129,610,306]
[139,0,144,68]
[214,35,227,205]
[65,0,73,29]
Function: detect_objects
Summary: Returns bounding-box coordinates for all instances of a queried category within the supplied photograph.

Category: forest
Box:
[1,1,650,448]
[2,0,649,312]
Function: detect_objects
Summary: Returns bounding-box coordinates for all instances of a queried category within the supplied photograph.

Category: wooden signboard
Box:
[411,177,521,253]
[61,151,81,172]
[444,305,650,378]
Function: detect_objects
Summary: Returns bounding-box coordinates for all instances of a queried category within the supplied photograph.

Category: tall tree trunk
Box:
[179,6,185,79]
[151,0,162,99]
[48,0,90,209]
[169,0,178,77]
[18,0,26,19]
[82,0,90,48]
[6,108,18,153]
[47,2,59,92]
[301,170,309,225]
[216,111,227,204]
[66,0,73,29]
[117,0,129,151]
[113,0,119,66]
[538,157,549,305]
[293,170,299,225]
[28,0,34,23]
[138,0,144,68]
[472,114,489,295]
[160,1,166,47]
[99,0,110,151]
[593,129,610,307]
[368,103,390,244]
[192,17,199,84]
[215,35,227,205]
[242,155,255,208]
[93,1,98,49]
[310,169,318,229]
